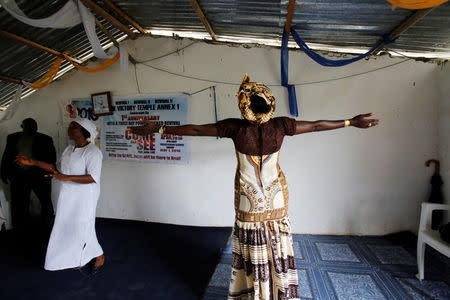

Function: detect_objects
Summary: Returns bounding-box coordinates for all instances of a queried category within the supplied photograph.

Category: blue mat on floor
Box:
[203,232,450,300]
[0,218,232,300]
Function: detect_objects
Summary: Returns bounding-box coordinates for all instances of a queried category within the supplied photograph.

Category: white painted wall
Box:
[0,36,443,234]
[437,64,450,222]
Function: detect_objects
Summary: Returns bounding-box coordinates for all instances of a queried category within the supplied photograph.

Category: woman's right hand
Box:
[44,170,69,181]
[15,155,35,166]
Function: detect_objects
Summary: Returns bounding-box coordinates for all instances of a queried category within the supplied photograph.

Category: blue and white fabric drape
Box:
[0,0,81,28]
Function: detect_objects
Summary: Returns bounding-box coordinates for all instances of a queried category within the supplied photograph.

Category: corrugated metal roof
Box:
[0,0,127,108]
[1,0,449,108]
[115,0,449,51]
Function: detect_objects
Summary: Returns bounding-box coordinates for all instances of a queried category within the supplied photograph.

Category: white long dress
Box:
[44,142,103,271]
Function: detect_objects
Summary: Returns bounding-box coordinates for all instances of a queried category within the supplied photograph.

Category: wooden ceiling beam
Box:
[0,29,82,64]
[99,0,146,34]
[94,18,137,64]
[95,18,120,48]
[79,0,136,39]
[285,0,296,35]
[0,74,23,85]
[373,7,435,55]
[189,0,217,41]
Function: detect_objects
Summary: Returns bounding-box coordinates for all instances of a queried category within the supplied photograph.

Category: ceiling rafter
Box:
[374,7,436,55]
[0,29,82,64]
[94,17,137,64]
[99,0,146,34]
[79,0,136,39]
[0,74,23,85]
[189,0,217,41]
[285,0,296,35]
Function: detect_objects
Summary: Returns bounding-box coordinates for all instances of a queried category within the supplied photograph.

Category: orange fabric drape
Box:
[63,51,120,73]
[386,0,448,9]
[26,57,64,90]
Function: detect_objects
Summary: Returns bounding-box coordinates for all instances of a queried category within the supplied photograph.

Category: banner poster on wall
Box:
[101,93,190,164]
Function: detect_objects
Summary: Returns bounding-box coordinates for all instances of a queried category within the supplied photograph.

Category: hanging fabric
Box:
[281,30,298,117]
[119,45,129,77]
[77,2,129,74]
[0,0,81,28]
[77,1,117,59]
[288,28,395,67]
[63,51,120,73]
[2,0,129,76]
[386,0,448,9]
[0,85,22,122]
[2,0,127,61]
[281,27,397,116]
[23,57,64,90]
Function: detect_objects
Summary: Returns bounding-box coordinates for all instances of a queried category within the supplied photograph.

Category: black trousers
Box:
[10,171,54,229]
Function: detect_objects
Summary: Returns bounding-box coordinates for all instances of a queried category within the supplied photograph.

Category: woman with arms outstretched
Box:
[131,74,379,300]
[16,118,105,274]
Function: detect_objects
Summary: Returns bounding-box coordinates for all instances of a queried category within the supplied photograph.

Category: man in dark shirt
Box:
[1,118,56,230]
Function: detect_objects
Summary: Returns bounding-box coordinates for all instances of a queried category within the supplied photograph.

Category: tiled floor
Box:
[204,232,450,300]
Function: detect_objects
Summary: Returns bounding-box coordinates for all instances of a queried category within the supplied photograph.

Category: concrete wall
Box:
[437,64,450,222]
[0,36,442,234]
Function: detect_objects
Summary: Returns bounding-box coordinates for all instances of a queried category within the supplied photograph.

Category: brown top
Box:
[215,117,297,155]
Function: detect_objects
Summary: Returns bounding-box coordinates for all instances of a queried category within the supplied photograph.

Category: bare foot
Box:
[94,254,105,267]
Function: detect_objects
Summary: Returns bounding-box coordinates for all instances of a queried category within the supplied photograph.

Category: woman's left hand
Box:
[45,170,69,181]
[351,113,379,129]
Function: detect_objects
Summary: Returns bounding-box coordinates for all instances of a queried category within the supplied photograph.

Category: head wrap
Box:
[73,117,98,140]
[236,74,276,124]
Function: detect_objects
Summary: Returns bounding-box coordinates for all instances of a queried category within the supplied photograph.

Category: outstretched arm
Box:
[294,113,379,134]
[15,156,95,184]
[46,173,96,184]
[15,156,56,173]
[130,121,218,137]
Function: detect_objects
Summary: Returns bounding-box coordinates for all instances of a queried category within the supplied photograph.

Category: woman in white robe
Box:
[15,118,105,273]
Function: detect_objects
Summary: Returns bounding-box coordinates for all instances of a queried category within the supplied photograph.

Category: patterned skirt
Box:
[228,216,300,300]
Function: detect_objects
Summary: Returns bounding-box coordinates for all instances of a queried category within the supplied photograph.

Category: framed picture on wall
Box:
[91,91,113,117]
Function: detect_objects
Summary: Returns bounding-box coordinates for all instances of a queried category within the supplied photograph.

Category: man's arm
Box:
[294,113,379,134]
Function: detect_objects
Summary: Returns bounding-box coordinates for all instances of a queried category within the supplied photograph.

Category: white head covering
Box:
[73,117,98,141]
